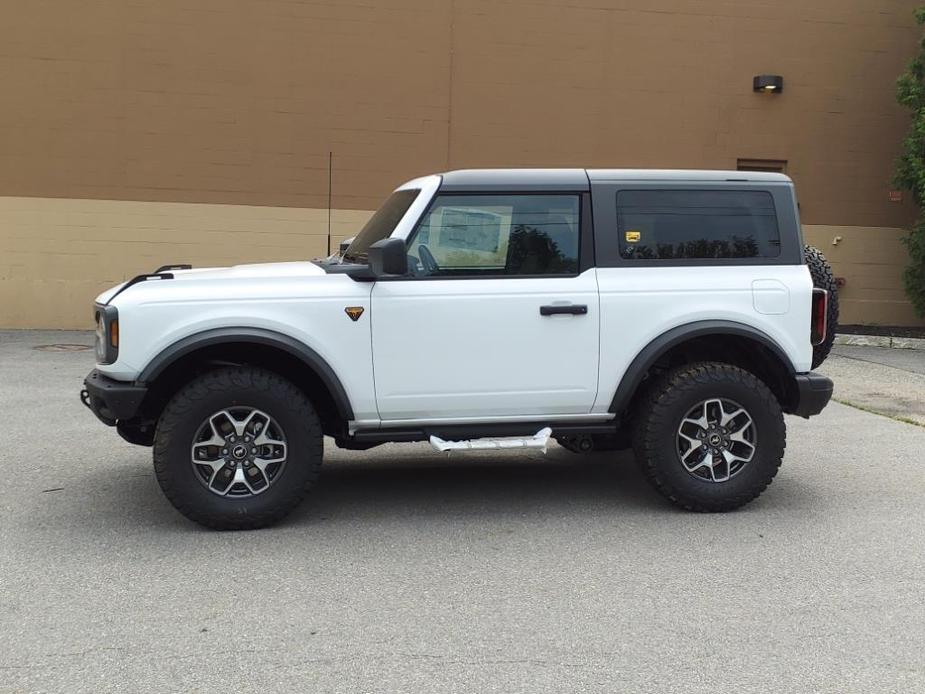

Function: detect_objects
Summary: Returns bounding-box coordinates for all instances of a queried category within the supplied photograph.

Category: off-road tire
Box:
[632,362,786,512]
[153,367,323,530]
[804,244,839,368]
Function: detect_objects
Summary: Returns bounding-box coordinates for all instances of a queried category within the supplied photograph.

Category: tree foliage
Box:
[894,7,925,317]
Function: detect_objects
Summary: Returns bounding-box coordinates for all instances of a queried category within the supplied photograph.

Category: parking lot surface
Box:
[825,344,925,425]
[1,331,924,693]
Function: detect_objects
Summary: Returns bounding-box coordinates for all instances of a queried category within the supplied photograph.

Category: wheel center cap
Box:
[708,433,723,447]
[231,445,248,459]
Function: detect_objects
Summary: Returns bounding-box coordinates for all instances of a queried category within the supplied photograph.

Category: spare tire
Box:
[804,244,839,368]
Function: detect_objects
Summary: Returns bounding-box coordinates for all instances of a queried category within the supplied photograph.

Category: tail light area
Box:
[810,288,828,346]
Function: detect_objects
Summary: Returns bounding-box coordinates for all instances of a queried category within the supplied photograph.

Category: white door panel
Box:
[371,270,600,420]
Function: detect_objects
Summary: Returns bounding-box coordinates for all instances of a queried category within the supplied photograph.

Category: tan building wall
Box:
[1,0,923,327]
[0,196,371,328]
[803,225,917,326]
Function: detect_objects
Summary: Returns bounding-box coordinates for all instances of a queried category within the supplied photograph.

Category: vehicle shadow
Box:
[34,440,814,537]
[43,444,693,537]
[286,447,664,525]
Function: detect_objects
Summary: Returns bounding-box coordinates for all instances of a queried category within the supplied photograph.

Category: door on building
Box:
[370,192,600,422]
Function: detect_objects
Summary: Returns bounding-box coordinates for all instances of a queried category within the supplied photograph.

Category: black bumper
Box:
[80,369,148,426]
[791,372,833,418]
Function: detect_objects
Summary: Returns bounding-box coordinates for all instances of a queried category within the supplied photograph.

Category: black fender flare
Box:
[608,320,796,414]
[138,327,354,421]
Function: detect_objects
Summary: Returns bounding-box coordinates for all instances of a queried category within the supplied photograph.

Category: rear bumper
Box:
[80,369,148,426]
[791,372,833,418]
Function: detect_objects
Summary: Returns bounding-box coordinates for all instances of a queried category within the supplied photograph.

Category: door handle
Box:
[540,304,588,316]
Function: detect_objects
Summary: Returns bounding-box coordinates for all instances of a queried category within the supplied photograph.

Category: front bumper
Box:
[791,372,833,418]
[80,369,148,426]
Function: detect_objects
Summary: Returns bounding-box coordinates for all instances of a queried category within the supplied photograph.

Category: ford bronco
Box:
[81,169,836,529]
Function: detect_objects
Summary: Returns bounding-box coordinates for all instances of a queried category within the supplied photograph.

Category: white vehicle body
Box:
[82,168,834,527]
[91,169,815,432]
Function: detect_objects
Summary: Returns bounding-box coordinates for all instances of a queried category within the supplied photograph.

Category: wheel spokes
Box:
[209,410,238,437]
[206,465,238,495]
[683,449,713,473]
[718,403,747,427]
[681,399,714,430]
[676,397,757,483]
[192,419,227,470]
[190,406,288,498]
[680,436,705,466]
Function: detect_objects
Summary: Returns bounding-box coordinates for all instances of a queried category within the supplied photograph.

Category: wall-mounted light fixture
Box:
[753,75,783,93]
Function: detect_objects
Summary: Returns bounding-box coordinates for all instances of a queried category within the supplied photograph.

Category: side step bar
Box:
[337,421,618,450]
[430,428,552,453]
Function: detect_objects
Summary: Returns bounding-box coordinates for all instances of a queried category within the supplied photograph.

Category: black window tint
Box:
[617,190,780,260]
[343,189,419,264]
[407,194,579,277]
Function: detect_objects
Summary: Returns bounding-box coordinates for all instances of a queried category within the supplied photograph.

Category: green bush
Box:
[894,7,925,317]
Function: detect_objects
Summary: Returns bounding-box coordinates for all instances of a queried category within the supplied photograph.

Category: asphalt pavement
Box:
[1,331,923,693]
[823,344,925,425]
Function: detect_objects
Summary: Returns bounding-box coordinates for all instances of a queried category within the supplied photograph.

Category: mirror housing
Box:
[368,237,408,276]
[346,237,407,281]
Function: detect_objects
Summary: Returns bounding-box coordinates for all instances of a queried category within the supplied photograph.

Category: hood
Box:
[95,261,327,304]
[168,261,326,281]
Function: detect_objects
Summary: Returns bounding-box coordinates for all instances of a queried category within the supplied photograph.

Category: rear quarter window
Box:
[617,190,780,260]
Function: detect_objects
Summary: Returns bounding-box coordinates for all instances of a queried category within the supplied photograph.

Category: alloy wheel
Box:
[676,398,756,483]
[190,407,288,497]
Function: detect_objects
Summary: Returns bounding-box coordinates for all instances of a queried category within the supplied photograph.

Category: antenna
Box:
[326,151,333,256]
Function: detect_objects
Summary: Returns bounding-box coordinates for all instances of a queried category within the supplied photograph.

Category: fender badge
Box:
[345,306,365,322]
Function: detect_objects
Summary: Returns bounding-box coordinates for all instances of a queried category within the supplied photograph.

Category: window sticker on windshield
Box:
[625,230,641,243]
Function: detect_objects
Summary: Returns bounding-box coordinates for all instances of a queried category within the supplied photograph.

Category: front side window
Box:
[342,189,420,264]
[617,190,780,260]
[406,194,580,277]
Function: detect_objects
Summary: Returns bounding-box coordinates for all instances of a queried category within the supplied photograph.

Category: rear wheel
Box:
[632,362,785,512]
[153,367,323,530]
[804,244,839,368]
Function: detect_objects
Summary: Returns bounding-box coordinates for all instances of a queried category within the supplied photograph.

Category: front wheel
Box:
[632,362,785,512]
[153,367,323,530]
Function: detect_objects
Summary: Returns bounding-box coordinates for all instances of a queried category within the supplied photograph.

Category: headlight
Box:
[93,304,119,365]
[94,314,106,362]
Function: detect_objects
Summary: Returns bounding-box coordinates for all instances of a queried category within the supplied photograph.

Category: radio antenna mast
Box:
[326,151,333,256]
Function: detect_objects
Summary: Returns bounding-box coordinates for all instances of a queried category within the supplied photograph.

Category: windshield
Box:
[342,189,420,264]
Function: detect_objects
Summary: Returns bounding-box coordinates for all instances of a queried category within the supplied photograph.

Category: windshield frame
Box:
[342,189,420,265]
[339,175,442,265]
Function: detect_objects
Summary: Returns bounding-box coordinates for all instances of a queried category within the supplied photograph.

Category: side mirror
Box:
[368,238,408,277]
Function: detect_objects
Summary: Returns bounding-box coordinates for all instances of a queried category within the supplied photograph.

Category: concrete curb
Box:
[834,333,925,350]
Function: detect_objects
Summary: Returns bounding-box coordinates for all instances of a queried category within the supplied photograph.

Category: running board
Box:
[429,427,552,453]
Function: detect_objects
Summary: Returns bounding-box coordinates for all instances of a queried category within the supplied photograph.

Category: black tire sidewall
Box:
[154,369,322,526]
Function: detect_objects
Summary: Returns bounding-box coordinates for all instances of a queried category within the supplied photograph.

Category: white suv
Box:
[81,169,836,529]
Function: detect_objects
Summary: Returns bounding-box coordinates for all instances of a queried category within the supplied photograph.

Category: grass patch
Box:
[833,397,925,428]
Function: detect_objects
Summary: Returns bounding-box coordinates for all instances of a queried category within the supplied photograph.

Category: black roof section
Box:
[439,168,590,192]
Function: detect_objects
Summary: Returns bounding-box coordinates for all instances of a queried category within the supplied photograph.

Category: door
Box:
[370,192,600,422]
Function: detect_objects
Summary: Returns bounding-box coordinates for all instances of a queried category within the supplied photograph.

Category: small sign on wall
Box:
[889,190,903,202]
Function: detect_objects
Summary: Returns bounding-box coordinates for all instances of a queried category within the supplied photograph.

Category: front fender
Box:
[138,327,354,421]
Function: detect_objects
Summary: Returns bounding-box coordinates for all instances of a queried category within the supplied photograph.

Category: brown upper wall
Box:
[0,0,920,226]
